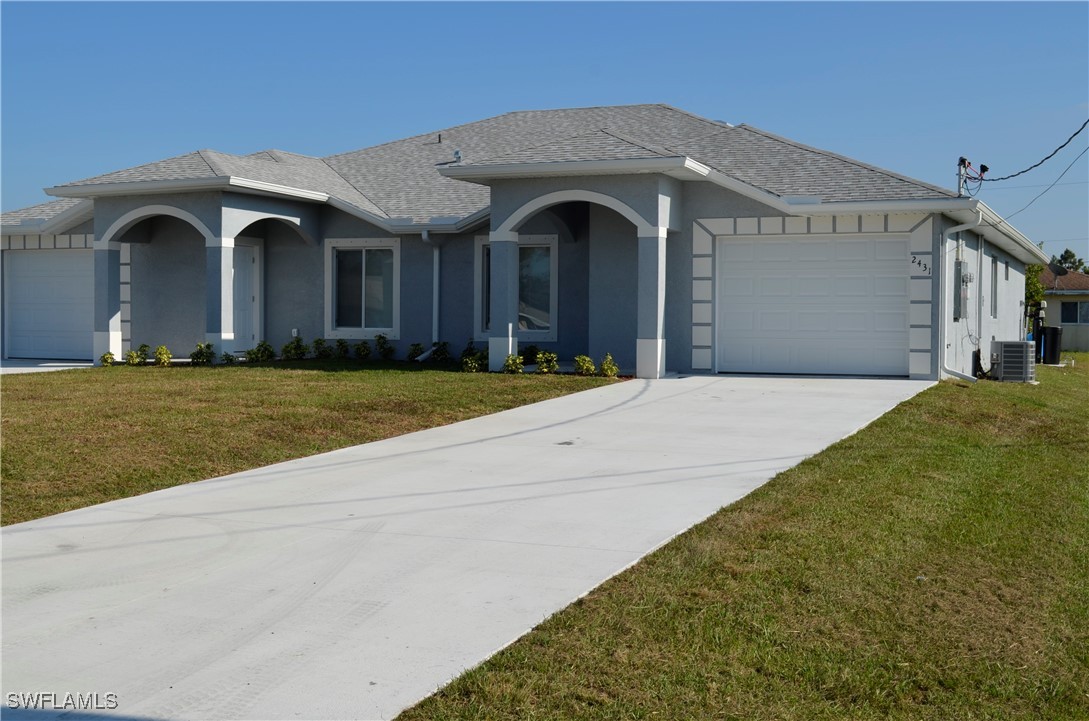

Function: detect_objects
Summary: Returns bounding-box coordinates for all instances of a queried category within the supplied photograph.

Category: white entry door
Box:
[716,236,910,376]
[5,250,94,359]
[232,240,262,352]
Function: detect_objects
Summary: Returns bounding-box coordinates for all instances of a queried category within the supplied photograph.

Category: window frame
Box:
[474,234,559,343]
[323,237,401,340]
[990,256,998,319]
[1060,300,1089,325]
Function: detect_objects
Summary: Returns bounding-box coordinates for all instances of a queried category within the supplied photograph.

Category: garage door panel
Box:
[5,250,93,360]
[717,236,910,376]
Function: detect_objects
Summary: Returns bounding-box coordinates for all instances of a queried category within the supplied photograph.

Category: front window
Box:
[325,238,400,338]
[475,234,558,341]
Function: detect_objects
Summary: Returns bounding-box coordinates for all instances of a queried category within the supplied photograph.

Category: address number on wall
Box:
[910,254,932,277]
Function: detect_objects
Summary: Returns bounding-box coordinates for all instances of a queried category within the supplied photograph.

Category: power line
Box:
[981,118,1089,182]
[983,146,1089,232]
[984,180,1087,190]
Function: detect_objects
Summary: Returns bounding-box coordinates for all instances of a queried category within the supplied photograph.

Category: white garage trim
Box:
[4,248,94,360]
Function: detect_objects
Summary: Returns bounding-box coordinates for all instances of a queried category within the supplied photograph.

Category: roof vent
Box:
[453,149,462,164]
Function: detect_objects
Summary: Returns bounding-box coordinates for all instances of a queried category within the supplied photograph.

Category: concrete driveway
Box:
[1,359,93,374]
[2,375,932,720]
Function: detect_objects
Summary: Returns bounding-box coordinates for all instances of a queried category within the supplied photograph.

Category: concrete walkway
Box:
[2,375,932,720]
[1,359,93,374]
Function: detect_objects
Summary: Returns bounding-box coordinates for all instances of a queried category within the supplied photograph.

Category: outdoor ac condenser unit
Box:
[993,341,1036,383]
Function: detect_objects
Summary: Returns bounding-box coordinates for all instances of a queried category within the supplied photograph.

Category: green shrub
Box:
[335,339,351,360]
[573,355,596,376]
[281,336,309,361]
[535,351,559,374]
[354,340,372,361]
[220,351,237,365]
[521,344,540,366]
[312,338,333,360]
[375,334,395,360]
[460,340,477,361]
[600,352,619,378]
[461,355,481,373]
[99,352,115,367]
[243,340,274,363]
[407,343,426,361]
[429,341,451,363]
[502,353,524,374]
[190,342,216,366]
[125,350,143,366]
[136,344,150,364]
[154,345,172,367]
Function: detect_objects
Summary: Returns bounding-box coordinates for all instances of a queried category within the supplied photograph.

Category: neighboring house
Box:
[0,104,1047,379]
[1041,266,1089,352]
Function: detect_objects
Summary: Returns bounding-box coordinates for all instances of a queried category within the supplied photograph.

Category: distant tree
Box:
[1025,265,1045,306]
[1052,248,1087,273]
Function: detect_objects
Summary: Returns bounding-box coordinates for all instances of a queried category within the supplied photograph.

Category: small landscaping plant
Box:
[335,339,351,360]
[461,354,482,373]
[220,351,237,365]
[407,343,426,361]
[521,344,540,366]
[312,338,334,360]
[502,353,524,374]
[99,352,115,367]
[375,334,395,360]
[460,340,478,362]
[244,341,275,363]
[573,354,596,376]
[281,336,309,361]
[600,352,619,378]
[354,340,372,361]
[154,345,172,367]
[190,342,216,366]
[429,341,451,363]
[535,351,559,374]
[126,344,151,366]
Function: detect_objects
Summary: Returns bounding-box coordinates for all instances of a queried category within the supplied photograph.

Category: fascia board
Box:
[46,177,234,198]
[1,220,45,235]
[226,178,329,202]
[1044,289,1089,296]
[439,157,693,183]
[39,200,95,234]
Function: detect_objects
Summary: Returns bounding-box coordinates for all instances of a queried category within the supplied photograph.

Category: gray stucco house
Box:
[0,104,1048,379]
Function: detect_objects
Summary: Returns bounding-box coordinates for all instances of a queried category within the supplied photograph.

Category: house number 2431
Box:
[911,255,931,275]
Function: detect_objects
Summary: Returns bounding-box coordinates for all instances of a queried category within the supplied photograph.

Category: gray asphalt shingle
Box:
[1,197,87,227]
[18,104,957,226]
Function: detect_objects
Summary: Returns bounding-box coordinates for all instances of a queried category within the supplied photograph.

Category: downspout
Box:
[416,230,440,362]
[977,234,988,373]
[938,210,982,382]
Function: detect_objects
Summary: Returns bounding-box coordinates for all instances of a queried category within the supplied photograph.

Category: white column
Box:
[487,230,519,371]
[205,236,235,354]
[636,228,668,379]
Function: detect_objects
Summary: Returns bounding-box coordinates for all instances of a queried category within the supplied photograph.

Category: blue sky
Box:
[2,1,1086,259]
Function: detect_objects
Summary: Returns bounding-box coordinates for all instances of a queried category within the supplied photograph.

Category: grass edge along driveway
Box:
[398,355,1089,721]
[0,362,614,526]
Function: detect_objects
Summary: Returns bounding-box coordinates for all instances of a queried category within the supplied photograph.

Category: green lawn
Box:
[398,356,1089,721]
[0,362,613,526]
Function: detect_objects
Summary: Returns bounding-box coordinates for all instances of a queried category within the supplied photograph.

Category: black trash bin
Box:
[1042,326,1063,365]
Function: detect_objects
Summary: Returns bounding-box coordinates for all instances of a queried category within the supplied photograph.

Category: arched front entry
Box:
[488,190,668,379]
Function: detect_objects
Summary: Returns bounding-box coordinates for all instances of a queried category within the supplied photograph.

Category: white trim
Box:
[474,234,559,343]
[497,190,655,237]
[323,237,401,340]
[100,204,216,245]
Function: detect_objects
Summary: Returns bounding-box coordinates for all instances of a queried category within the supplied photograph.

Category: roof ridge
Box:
[735,125,957,198]
[319,158,391,218]
[635,104,734,136]
[598,128,680,158]
[196,149,230,176]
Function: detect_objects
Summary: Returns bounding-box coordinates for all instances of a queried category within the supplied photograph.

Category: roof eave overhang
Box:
[439,156,710,183]
[1043,289,1089,295]
[46,176,331,203]
[2,199,95,236]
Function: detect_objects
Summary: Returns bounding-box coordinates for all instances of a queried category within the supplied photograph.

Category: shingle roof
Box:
[34,104,958,227]
[668,125,957,202]
[469,128,681,166]
[1,197,86,228]
[1042,266,1089,292]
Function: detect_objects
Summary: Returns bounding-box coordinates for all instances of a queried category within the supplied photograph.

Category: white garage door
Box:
[717,236,909,376]
[5,250,94,360]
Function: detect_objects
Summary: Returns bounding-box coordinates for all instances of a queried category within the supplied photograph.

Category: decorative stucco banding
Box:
[496,189,656,238]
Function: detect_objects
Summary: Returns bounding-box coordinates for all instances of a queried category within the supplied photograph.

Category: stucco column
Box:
[205,236,235,354]
[636,228,668,379]
[487,230,519,371]
[92,237,122,363]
